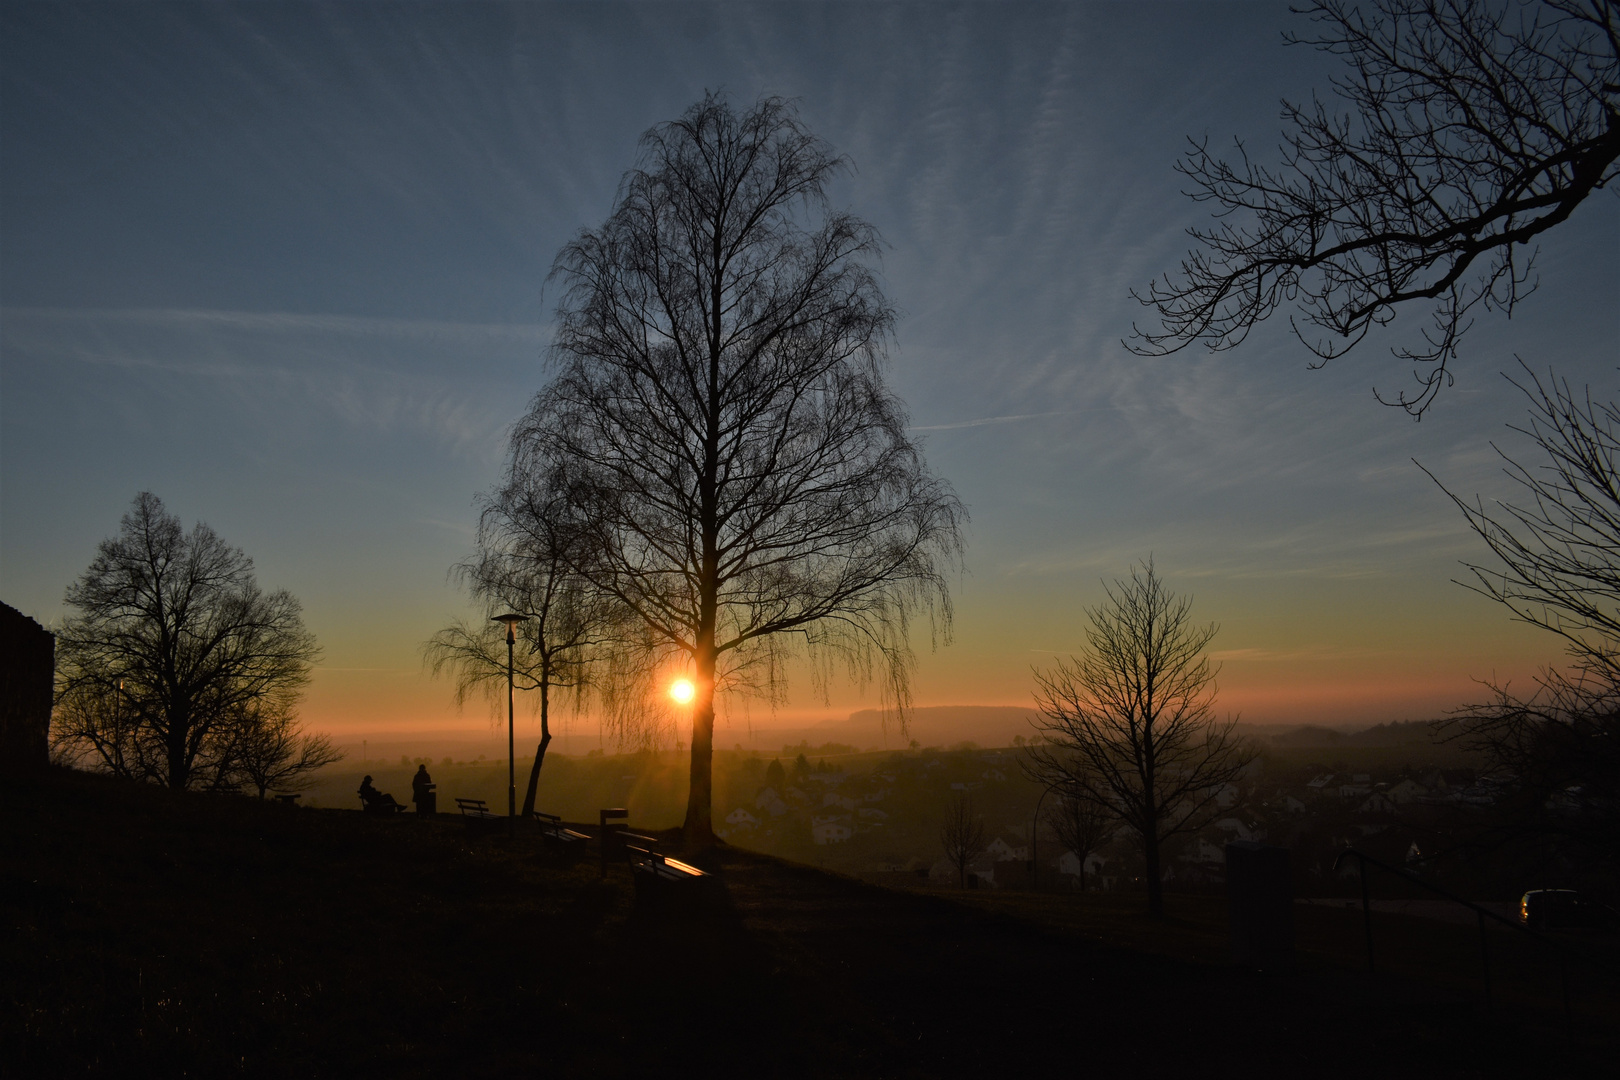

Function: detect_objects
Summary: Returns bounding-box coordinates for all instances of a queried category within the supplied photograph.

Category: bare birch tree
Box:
[519,93,964,844]
[1132,0,1619,416]
[1026,561,1255,916]
[426,470,630,818]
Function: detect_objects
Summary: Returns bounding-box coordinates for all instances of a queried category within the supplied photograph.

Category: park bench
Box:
[624,841,707,908]
[274,793,301,805]
[531,811,591,845]
[455,797,495,819]
[360,793,407,814]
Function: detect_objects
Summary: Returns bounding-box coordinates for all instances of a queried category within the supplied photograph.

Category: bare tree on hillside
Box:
[1025,561,1256,916]
[53,493,323,791]
[516,93,965,844]
[940,792,987,889]
[1132,0,1620,416]
[229,694,344,799]
[426,472,632,818]
[1045,793,1115,892]
[1425,363,1620,858]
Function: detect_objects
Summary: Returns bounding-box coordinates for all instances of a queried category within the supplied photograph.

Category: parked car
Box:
[1519,889,1605,930]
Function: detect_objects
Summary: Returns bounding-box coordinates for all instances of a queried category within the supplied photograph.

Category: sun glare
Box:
[669,678,695,704]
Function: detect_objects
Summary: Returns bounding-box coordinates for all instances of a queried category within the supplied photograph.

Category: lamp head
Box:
[490,612,530,643]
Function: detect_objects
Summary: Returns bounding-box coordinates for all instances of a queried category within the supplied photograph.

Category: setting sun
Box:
[669,678,695,704]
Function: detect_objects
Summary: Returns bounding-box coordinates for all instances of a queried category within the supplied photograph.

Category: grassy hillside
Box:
[5,767,1611,1077]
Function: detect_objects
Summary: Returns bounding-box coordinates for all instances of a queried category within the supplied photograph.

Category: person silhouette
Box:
[358,774,402,812]
[411,764,435,813]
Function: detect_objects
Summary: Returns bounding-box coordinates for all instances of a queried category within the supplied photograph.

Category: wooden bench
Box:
[625,844,705,883]
[531,811,591,845]
[274,793,301,805]
[624,841,708,908]
[455,797,495,819]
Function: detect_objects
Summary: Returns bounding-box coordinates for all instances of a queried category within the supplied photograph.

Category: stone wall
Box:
[1,602,55,772]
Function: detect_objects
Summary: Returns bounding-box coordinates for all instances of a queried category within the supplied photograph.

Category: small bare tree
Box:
[939,792,987,889]
[1132,0,1620,415]
[1044,793,1114,892]
[1026,561,1255,916]
[230,695,344,799]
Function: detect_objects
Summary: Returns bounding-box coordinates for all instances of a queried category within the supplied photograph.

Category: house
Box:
[1356,791,1398,815]
[1213,782,1240,809]
[1306,774,1336,795]
[948,780,984,791]
[1212,817,1255,842]
[822,792,857,810]
[981,768,1007,782]
[812,819,853,845]
[725,807,759,829]
[753,787,789,817]
[984,835,1029,862]
[1386,778,1429,804]
[856,807,889,822]
[1184,838,1227,865]
[1281,795,1308,814]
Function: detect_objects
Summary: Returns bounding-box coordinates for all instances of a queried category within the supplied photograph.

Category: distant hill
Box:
[1252,720,1439,748]
[811,705,1044,750]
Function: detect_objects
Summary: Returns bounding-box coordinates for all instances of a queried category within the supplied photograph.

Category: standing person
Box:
[411,763,436,814]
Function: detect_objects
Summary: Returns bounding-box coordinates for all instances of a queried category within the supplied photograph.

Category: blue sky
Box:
[3,1,1616,742]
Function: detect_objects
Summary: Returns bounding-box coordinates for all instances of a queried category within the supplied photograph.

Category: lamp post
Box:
[1030,785,1053,890]
[491,613,531,838]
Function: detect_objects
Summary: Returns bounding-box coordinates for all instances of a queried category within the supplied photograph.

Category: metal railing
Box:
[1331,847,1570,1020]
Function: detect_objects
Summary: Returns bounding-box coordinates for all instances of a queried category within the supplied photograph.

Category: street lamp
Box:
[491,612,531,837]
[1030,785,1053,890]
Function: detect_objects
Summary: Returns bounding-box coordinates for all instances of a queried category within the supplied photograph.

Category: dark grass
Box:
[4,767,1613,1078]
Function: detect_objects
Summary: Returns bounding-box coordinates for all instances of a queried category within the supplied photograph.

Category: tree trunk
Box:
[520,678,551,818]
[167,710,189,790]
[1144,832,1164,917]
[683,640,717,846]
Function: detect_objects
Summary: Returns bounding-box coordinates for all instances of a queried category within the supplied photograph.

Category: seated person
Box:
[357,774,403,811]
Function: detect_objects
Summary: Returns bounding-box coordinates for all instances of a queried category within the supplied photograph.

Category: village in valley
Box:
[624,720,1526,900]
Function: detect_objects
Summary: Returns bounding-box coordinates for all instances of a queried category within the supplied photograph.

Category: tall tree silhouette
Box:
[1132,0,1619,415]
[517,93,964,843]
[53,493,321,790]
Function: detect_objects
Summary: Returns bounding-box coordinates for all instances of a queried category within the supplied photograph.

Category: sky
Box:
[3,1,1616,748]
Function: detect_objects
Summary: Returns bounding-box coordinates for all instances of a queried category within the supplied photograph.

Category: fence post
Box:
[1359,852,1374,974]
[1477,909,1493,1011]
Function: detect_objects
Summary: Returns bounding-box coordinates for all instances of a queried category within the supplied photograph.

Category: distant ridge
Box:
[813,705,1043,749]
